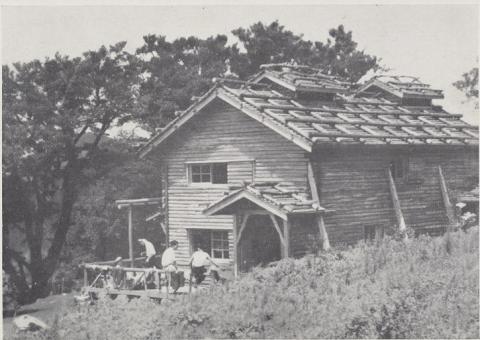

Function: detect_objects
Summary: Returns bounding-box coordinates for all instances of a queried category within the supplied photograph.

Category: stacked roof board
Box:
[220,84,477,146]
[204,182,323,217]
[357,75,445,99]
[138,65,478,158]
[253,63,351,93]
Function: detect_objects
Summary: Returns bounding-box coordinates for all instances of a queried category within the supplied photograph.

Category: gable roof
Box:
[203,182,324,220]
[250,63,351,94]
[356,75,444,99]
[138,80,478,158]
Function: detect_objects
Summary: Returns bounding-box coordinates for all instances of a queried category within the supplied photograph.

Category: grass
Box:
[9,226,479,339]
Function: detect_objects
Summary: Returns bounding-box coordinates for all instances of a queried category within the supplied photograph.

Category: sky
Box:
[1,4,479,125]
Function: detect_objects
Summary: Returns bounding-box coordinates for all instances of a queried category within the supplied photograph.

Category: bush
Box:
[14,227,479,339]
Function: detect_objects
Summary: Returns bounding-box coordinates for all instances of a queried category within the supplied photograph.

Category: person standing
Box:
[161,240,178,270]
[161,240,179,291]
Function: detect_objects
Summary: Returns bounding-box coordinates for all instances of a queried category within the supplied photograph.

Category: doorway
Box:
[239,214,282,272]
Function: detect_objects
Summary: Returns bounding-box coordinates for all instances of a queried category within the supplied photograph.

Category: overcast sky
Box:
[2,4,478,124]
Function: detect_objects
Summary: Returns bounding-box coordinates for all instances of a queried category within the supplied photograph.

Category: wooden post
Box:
[387,168,407,235]
[438,166,456,230]
[233,214,238,278]
[235,213,251,275]
[188,270,193,294]
[128,204,134,268]
[161,165,169,245]
[236,213,250,248]
[283,219,290,257]
[269,214,286,257]
[83,267,88,287]
[166,273,170,298]
[316,215,331,250]
[308,161,331,250]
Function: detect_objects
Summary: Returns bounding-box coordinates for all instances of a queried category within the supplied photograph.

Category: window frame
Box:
[188,229,231,261]
[210,231,230,260]
[187,162,229,186]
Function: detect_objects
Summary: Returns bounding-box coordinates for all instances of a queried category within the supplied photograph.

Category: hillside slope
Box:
[12,227,479,339]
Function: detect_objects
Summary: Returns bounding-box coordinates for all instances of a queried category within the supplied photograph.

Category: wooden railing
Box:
[80,258,185,299]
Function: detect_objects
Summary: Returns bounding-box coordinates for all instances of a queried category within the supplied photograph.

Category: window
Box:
[364,225,384,242]
[390,157,409,180]
[189,230,230,259]
[191,164,211,183]
[190,163,228,184]
[211,231,229,259]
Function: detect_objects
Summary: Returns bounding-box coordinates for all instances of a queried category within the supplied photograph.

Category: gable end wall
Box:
[152,98,309,266]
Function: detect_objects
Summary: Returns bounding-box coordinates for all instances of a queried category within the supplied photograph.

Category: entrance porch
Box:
[203,182,327,276]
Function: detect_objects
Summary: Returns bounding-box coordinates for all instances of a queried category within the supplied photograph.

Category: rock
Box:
[74,293,90,304]
[13,314,49,331]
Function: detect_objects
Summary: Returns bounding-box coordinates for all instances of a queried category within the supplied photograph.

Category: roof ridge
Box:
[138,76,478,158]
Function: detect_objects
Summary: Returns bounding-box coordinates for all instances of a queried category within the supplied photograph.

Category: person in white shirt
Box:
[161,240,178,272]
[189,247,218,287]
[138,238,157,267]
[161,240,180,291]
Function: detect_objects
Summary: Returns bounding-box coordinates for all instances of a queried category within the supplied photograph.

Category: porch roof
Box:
[203,182,325,220]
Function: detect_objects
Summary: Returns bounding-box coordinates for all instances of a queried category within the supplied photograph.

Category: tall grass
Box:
[15,227,479,339]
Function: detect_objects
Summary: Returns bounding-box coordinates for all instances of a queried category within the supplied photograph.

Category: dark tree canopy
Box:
[2,42,139,303]
[135,34,240,130]
[232,22,379,82]
[136,22,380,132]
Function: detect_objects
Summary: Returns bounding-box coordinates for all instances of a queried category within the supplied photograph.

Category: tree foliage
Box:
[135,34,240,130]
[232,21,380,82]
[136,22,380,131]
[2,42,139,303]
[453,67,478,103]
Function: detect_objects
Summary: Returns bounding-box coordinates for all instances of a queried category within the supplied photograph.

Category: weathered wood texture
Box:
[438,166,456,229]
[153,99,309,266]
[312,146,478,244]
[289,215,320,258]
[387,168,407,233]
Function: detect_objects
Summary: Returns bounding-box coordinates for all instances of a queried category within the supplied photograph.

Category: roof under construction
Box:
[356,75,445,99]
[203,182,324,220]
[251,63,352,94]
[138,66,478,157]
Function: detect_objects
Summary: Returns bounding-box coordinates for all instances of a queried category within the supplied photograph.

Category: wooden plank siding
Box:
[312,146,478,245]
[152,98,309,267]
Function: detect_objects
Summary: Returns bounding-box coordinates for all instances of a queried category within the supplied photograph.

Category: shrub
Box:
[13,227,479,339]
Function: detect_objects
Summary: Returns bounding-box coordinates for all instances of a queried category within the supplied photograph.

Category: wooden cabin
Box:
[138,64,478,275]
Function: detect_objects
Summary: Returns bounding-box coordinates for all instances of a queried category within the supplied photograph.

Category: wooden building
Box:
[138,64,478,275]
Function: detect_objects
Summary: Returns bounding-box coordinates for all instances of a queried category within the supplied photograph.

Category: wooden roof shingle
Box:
[356,75,445,99]
[203,182,324,220]
[138,78,478,157]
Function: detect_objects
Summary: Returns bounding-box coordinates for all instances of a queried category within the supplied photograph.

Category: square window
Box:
[189,163,227,184]
[212,163,228,184]
[190,230,230,259]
